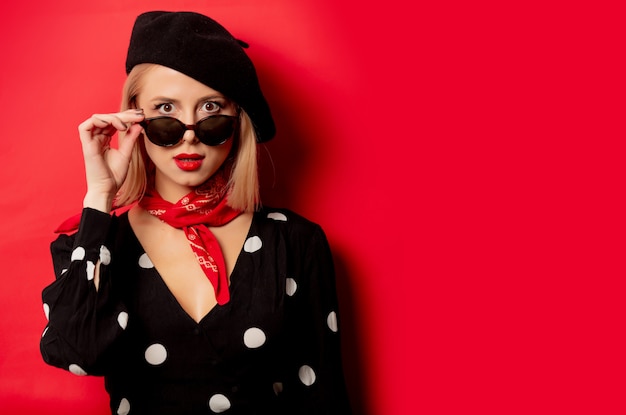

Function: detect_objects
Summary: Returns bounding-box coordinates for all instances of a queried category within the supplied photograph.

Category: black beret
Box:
[125,11,275,142]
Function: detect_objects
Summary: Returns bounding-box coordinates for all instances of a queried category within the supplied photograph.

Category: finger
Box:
[78,112,144,153]
[98,114,128,132]
[80,109,143,129]
[110,109,145,129]
[118,124,142,159]
[78,116,116,142]
[107,114,145,138]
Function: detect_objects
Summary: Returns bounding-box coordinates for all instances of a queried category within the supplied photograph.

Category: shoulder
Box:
[253,208,335,280]
[252,206,332,258]
[254,206,325,239]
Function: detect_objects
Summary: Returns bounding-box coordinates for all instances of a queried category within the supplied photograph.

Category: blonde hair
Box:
[115,64,260,212]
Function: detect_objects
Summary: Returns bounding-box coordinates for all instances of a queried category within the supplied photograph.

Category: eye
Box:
[201,101,221,113]
[154,103,175,114]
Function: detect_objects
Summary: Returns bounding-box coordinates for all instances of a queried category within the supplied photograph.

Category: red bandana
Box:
[139,172,241,305]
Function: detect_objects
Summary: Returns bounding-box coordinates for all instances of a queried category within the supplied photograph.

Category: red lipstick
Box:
[174,153,204,171]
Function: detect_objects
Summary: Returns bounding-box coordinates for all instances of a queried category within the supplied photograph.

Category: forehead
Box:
[137,64,225,100]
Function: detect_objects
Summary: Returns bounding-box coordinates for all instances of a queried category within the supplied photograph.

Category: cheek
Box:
[143,137,159,162]
[207,140,235,163]
[143,139,172,173]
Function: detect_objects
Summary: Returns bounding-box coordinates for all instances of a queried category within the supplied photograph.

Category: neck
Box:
[150,166,231,204]
[153,178,194,203]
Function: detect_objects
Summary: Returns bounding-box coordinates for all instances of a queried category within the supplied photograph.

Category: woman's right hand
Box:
[78,109,145,212]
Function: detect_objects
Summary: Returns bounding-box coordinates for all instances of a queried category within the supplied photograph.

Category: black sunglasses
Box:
[139,114,237,147]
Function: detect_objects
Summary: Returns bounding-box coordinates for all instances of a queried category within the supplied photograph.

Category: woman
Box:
[41,11,352,414]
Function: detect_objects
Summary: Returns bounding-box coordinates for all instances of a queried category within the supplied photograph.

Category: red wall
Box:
[1,1,624,414]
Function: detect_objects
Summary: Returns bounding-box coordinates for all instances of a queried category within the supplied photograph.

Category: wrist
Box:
[83,191,115,213]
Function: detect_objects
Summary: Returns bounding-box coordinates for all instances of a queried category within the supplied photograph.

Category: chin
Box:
[180,177,212,187]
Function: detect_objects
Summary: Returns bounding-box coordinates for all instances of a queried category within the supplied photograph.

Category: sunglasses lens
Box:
[142,118,185,147]
[140,115,236,147]
[196,115,236,146]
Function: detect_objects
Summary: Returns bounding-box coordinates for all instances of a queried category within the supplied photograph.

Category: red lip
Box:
[174,154,204,171]
[174,153,204,160]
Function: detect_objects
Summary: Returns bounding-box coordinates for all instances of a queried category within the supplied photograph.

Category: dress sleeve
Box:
[40,208,128,377]
[282,224,353,414]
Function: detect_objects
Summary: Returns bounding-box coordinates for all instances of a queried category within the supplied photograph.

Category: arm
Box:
[283,225,353,414]
[79,109,144,213]
[40,109,144,375]
[40,208,126,376]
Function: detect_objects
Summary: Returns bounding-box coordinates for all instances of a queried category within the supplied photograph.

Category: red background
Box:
[0,0,624,414]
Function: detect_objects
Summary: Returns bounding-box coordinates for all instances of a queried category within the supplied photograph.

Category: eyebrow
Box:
[149,95,228,104]
[198,95,228,102]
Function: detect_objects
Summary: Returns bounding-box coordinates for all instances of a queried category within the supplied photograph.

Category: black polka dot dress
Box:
[41,208,352,414]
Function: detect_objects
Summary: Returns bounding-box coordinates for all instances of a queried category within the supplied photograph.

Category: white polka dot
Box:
[42,327,49,338]
[273,382,283,395]
[243,236,262,253]
[243,327,266,348]
[208,394,231,413]
[286,278,298,296]
[71,247,85,261]
[43,303,50,320]
[69,364,87,376]
[267,212,287,221]
[117,312,128,330]
[60,268,68,275]
[100,245,111,265]
[145,343,167,365]
[86,261,95,281]
[298,365,316,386]
[138,253,154,268]
[117,398,130,415]
[327,311,338,332]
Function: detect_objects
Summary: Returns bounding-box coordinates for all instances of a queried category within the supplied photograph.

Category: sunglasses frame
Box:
[139,114,238,147]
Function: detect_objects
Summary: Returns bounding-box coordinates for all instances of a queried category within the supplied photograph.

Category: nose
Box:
[181,128,198,144]
[180,114,199,144]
